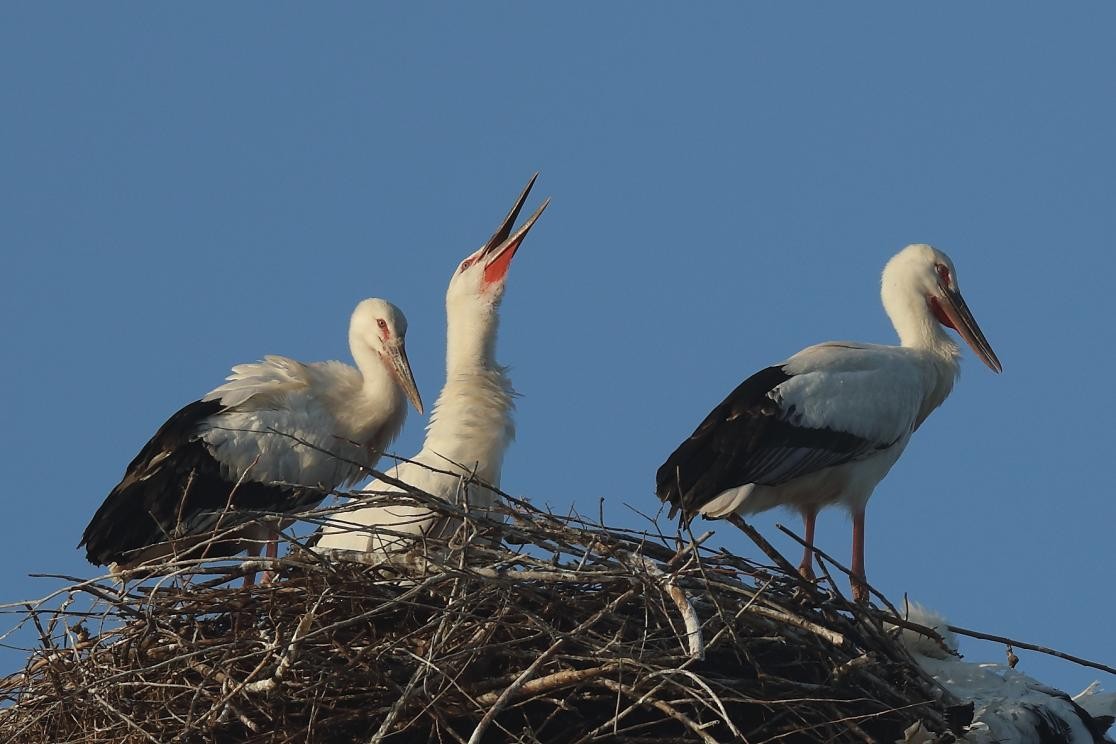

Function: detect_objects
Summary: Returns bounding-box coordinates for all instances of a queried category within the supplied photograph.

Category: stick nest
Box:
[0,484,958,743]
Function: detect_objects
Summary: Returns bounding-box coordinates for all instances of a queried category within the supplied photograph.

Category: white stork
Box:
[80,298,423,574]
[315,175,548,557]
[656,244,1001,602]
[896,603,1116,744]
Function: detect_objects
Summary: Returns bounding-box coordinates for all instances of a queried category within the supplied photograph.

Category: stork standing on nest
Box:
[316,175,548,558]
[81,298,423,578]
[656,244,1001,602]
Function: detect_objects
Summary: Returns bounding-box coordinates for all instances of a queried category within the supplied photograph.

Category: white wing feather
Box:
[199,356,378,489]
[202,355,314,408]
[779,342,931,446]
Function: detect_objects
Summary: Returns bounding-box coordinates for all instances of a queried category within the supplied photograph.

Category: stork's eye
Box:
[935,264,951,286]
[459,257,476,272]
[376,319,388,331]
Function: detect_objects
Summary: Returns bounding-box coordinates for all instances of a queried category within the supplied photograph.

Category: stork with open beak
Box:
[656,244,1001,602]
[316,175,549,557]
[81,298,423,578]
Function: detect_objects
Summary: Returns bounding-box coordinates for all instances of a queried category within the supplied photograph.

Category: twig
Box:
[666,583,704,660]
[89,692,161,744]
[596,677,720,744]
[467,588,638,744]
[944,622,1116,677]
[243,595,322,693]
[745,604,847,647]
[474,663,620,706]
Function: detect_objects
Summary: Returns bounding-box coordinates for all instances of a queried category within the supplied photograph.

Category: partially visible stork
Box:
[316,175,548,558]
[81,298,423,578]
[656,244,1001,602]
[897,603,1116,743]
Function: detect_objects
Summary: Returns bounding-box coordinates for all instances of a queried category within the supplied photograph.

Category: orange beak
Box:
[480,173,550,286]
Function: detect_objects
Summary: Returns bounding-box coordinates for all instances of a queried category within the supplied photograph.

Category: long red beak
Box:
[480,174,550,286]
[936,283,1002,373]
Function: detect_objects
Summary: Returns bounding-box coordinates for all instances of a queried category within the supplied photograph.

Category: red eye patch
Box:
[936,264,951,286]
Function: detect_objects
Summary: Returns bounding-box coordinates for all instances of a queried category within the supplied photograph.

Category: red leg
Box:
[243,541,260,588]
[260,537,279,585]
[850,508,868,603]
[798,506,818,581]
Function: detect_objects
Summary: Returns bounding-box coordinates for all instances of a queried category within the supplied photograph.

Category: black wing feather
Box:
[80,399,324,567]
[656,365,886,522]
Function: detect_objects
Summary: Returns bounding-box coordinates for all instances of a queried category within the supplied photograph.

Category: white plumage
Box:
[81,298,423,570]
[694,341,951,519]
[658,244,1001,602]
[202,358,403,491]
[316,175,547,559]
[897,604,1115,744]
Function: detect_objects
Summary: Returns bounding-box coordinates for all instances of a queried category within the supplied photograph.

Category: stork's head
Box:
[881,244,1002,372]
[350,298,424,413]
[445,174,549,316]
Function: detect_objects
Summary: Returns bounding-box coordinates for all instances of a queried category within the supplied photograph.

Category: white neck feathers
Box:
[444,302,500,373]
[421,369,516,485]
[420,301,515,485]
[881,281,961,427]
[342,336,406,445]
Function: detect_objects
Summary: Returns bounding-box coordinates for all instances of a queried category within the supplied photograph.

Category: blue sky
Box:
[2,4,1114,695]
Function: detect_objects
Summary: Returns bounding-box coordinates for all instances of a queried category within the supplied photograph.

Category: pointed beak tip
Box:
[389,345,424,415]
[480,196,549,286]
[940,287,1001,377]
[405,386,424,415]
[974,346,1003,375]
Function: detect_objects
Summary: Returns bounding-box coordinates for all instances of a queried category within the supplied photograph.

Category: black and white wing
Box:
[656,344,925,521]
[80,360,329,567]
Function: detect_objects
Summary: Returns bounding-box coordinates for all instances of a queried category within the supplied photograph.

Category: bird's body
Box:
[81,298,423,570]
[897,604,1116,744]
[317,366,516,556]
[202,355,409,489]
[657,244,1001,601]
[316,175,547,558]
[683,341,954,521]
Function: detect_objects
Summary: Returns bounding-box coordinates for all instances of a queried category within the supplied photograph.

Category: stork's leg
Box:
[260,537,279,585]
[798,506,818,581]
[850,508,868,603]
[242,541,260,588]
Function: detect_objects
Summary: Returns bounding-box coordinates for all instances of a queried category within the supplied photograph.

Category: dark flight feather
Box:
[656,365,888,522]
[80,399,324,567]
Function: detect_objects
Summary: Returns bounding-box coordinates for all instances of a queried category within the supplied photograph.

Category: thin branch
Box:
[943,622,1116,677]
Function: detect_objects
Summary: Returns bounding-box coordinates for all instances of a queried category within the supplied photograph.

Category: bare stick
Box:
[943,623,1116,677]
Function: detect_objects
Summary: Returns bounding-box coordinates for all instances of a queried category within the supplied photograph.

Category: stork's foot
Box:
[791,565,820,604]
[850,574,869,604]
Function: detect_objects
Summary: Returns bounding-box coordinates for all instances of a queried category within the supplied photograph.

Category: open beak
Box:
[387,342,424,414]
[936,284,1003,373]
[480,173,550,286]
